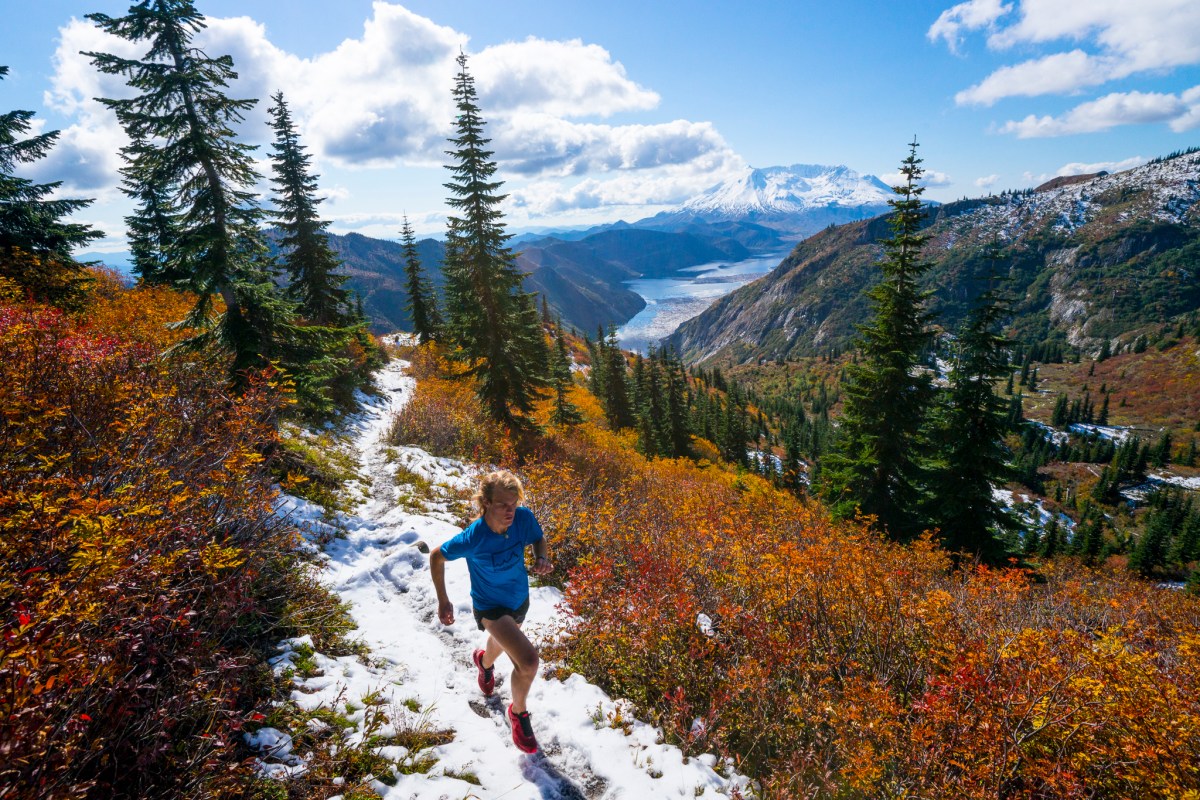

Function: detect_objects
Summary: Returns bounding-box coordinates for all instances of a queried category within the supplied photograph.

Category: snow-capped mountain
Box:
[638,163,894,236]
[682,163,894,218]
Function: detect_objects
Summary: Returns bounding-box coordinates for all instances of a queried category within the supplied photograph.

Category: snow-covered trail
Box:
[266,358,751,799]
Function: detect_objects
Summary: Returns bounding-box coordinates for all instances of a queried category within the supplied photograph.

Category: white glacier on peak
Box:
[681,163,893,217]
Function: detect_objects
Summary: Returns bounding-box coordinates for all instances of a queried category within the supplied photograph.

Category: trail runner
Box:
[430,469,553,753]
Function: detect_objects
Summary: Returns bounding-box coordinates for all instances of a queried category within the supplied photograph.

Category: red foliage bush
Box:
[524,416,1200,798]
[0,290,293,798]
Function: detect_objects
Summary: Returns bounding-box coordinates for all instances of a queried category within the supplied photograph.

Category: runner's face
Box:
[484,489,519,533]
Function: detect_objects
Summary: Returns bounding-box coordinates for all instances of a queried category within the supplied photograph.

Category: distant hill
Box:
[669,150,1200,366]
[307,226,767,335]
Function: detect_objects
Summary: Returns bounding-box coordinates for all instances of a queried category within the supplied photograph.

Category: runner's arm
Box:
[430,548,455,624]
[531,538,553,576]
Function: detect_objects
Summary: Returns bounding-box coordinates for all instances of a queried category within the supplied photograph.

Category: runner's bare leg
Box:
[482,615,538,713]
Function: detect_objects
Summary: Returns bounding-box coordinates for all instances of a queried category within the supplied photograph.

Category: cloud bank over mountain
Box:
[38,2,742,219]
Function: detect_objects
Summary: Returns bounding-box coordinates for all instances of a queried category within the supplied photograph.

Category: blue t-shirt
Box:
[440,506,544,611]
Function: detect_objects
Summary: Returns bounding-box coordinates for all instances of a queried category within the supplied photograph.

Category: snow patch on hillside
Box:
[947,154,1200,242]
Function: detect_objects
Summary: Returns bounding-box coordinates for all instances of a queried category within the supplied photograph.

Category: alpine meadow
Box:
[4,1,1200,798]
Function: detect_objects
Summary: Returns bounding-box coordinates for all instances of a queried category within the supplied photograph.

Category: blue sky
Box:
[3,0,1199,252]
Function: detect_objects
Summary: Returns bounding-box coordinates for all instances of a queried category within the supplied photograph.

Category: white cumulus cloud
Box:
[1000,88,1197,137]
[974,174,1000,188]
[1053,156,1147,177]
[44,1,715,197]
[877,169,953,188]
[473,37,659,119]
[506,152,746,218]
[933,0,1200,108]
[955,50,1110,107]
[928,0,1013,54]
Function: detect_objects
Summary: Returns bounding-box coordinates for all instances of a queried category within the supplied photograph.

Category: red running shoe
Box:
[472,649,495,696]
[507,704,538,754]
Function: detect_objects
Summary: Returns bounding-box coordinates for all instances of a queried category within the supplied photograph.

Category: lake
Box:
[615,251,787,353]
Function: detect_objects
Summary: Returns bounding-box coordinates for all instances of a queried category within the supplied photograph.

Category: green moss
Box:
[273,422,362,514]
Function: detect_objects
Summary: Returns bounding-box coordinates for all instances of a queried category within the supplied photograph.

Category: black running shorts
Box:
[473,597,530,631]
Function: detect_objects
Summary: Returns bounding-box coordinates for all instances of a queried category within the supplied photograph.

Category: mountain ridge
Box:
[669,151,1200,366]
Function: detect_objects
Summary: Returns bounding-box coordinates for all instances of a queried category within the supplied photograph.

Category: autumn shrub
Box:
[0,288,324,799]
[386,343,513,464]
[525,416,1200,798]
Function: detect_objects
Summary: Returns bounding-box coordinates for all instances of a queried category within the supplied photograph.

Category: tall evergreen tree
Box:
[265,91,382,415]
[601,326,635,429]
[661,348,692,457]
[441,52,547,426]
[399,216,441,342]
[925,257,1018,561]
[266,91,352,326]
[585,328,606,401]
[86,1,295,380]
[549,323,583,426]
[719,381,751,467]
[0,65,100,307]
[819,140,937,539]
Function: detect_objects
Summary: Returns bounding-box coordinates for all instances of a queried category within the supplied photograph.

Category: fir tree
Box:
[1152,430,1173,467]
[548,324,582,426]
[266,91,352,326]
[820,141,937,539]
[719,381,751,467]
[924,260,1018,561]
[399,216,441,342]
[0,65,100,307]
[1130,508,1173,577]
[585,328,606,401]
[601,326,635,429]
[633,354,657,456]
[1040,517,1062,559]
[1051,394,1070,427]
[1168,507,1200,566]
[264,90,383,415]
[1182,438,1197,468]
[1077,514,1105,565]
[662,347,692,456]
[86,2,296,381]
[440,52,548,426]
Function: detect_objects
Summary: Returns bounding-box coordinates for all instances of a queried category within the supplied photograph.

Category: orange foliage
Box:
[0,285,291,798]
[387,343,515,464]
[521,413,1200,798]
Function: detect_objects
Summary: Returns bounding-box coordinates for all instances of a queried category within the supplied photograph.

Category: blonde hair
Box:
[471,469,524,518]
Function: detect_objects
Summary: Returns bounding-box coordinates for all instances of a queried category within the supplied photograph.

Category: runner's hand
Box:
[532,555,554,576]
[438,598,455,625]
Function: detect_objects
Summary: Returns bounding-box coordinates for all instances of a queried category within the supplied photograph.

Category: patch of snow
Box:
[245,726,308,779]
[995,488,1076,537]
[1067,423,1132,443]
[381,332,420,347]
[1030,421,1069,445]
[1151,473,1200,491]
